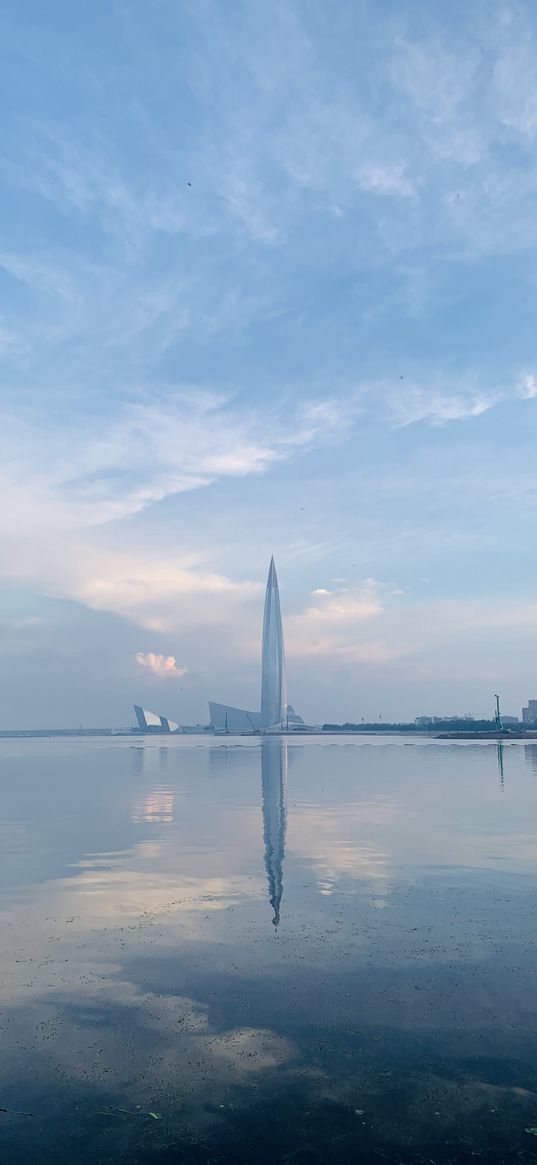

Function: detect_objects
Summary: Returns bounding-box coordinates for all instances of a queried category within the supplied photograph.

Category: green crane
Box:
[494,693,504,733]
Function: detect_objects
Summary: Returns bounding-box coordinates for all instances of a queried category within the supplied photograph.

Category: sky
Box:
[2,0,537,728]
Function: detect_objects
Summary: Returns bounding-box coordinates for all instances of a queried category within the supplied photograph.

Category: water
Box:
[1,735,537,1164]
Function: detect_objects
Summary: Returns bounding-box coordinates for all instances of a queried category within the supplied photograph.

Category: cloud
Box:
[491,6,537,139]
[286,580,389,662]
[0,387,352,533]
[135,652,188,678]
[311,376,510,431]
[0,366,533,643]
[287,580,537,677]
[0,384,365,635]
[293,592,537,688]
[385,383,501,427]
[292,376,517,435]
[356,161,417,200]
[517,373,537,399]
[391,33,483,164]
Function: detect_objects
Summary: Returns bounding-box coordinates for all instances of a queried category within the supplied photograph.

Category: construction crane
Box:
[494,694,504,733]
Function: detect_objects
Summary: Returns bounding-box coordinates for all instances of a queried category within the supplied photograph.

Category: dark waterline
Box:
[2,735,537,1163]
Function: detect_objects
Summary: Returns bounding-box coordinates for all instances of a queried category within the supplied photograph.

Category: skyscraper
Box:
[261,556,287,731]
[209,556,303,733]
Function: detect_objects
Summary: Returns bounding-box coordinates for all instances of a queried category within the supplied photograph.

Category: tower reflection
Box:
[261,738,288,927]
[524,744,537,777]
[497,741,505,789]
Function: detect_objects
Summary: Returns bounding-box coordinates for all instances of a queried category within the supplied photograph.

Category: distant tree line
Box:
[321,719,510,733]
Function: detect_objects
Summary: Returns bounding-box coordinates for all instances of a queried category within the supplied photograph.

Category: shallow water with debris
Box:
[1,734,537,1164]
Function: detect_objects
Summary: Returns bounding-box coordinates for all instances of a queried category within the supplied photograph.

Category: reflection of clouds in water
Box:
[289,804,393,897]
[315,840,389,897]
[132,786,174,823]
[62,864,258,920]
[0,860,264,1011]
[6,737,537,1130]
[136,839,165,860]
[261,739,287,927]
[0,968,294,1104]
[210,1027,292,1070]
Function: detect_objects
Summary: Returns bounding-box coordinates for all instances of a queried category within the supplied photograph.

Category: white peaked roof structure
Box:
[208,702,261,733]
[134,706,179,733]
[209,556,304,734]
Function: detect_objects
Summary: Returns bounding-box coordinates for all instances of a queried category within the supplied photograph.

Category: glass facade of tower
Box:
[260,557,287,730]
[208,556,301,733]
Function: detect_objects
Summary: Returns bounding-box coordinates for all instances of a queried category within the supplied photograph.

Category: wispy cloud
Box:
[382,381,501,427]
[0,386,357,530]
[1,361,535,640]
[491,4,537,138]
[304,373,529,431]
[0,384,367,631]
[390,32,483,164]
[517,373,537,399]
[356,162,417,200]
[286,580,390,663]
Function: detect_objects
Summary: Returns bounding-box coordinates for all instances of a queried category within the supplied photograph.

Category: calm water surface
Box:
[1,735,537,1164]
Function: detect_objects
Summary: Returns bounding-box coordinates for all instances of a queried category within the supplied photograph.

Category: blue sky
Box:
[2,0,537,727]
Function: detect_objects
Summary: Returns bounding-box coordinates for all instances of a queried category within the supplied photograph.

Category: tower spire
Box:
[260,557,287,730]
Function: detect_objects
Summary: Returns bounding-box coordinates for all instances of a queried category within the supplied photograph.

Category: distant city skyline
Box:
[2,2,537,728]
[2,698,537,736]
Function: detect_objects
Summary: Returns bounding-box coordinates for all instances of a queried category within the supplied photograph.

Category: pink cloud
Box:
[135,651,188,678]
